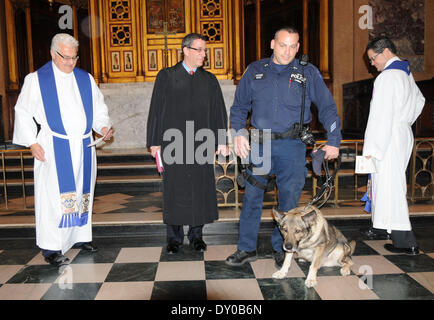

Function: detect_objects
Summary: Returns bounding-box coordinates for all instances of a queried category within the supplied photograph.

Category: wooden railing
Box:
[215,138,434,208]
[1,138,433,211]
[0,148,32,211]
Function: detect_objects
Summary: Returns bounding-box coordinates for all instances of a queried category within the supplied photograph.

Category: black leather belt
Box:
[249,125,308,144]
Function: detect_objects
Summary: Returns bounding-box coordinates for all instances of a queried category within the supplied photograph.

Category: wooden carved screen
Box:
[146,0,185,33]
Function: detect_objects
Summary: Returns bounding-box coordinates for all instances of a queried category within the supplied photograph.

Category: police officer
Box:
[226,27,341,268]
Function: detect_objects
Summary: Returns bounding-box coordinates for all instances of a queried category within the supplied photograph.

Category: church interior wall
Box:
[0,2,8,141]
[1,1,433,145]
[332,0,434,124]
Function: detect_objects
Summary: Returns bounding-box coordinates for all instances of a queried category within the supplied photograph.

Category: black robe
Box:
[146,62,228,226]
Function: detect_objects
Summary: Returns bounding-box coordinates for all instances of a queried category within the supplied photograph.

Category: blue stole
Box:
[37,62,93,229]
[384,60,411,75]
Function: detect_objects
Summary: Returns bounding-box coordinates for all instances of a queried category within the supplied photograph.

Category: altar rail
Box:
[1,138,433,211]
[215,138,434,208]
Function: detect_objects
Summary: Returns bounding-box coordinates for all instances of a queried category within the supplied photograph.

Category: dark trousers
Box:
[238,138,307,252]
[374,228,418,248]
[167,224,203,244]
[390,230,418,248]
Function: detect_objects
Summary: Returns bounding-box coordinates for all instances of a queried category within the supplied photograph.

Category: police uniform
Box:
[230,56,342,253]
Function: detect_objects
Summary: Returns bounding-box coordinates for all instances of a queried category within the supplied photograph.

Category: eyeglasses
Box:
[369,51,383,62]
[56,51,79,61]
[187,47,206,53]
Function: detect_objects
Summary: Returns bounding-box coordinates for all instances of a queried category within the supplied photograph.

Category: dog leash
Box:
[307,155,341,209]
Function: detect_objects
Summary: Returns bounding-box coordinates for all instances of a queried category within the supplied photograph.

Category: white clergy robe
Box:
[13,61,111,253]
[363,57,425,233]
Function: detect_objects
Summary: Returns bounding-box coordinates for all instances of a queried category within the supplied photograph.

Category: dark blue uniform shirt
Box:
[230,56,342,147]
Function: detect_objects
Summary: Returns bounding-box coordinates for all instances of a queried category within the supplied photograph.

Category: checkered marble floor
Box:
[0,227,433,301]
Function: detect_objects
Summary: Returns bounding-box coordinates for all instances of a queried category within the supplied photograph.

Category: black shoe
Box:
[75,242,99,252]
[274,251,285,268]
[360,227,391,240]
[190,239,207,252]
[225,250,257,266]
[44,252,70,267]
[166,241,181,254]
[384,243,419,255]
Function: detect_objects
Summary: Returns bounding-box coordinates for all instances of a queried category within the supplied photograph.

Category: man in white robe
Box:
[362,36,425,255]
[13,33,113,267]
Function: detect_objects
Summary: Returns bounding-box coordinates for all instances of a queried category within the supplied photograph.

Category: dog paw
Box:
[305,278,317,288]
[272,270,287,279]
[340,267,351,276]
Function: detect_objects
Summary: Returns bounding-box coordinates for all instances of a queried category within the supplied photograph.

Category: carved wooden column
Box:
[4,0,21,139]
[98,0,107,83]
[302,0,309,55]
[255,0,261,60]
[233,0,244,81]
[24,4,34,73]
[88,0,102,83]
[5,0,19,91]
[319,0,330,79]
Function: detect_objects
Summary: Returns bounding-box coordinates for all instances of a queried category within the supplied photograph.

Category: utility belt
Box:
[249,124,310,144]
[237,124,312,191]
[237,163,275,191]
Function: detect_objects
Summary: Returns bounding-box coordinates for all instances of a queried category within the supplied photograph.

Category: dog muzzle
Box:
[282,245,297,253]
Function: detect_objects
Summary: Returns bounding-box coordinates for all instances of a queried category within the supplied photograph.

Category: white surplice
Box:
[363,57,425,233]
[13,62,111,253]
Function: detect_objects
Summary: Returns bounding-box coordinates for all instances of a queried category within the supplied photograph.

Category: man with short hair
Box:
[226,27,341,267]
[147,33,228,254]
[13,33,113,267]
[362,36,425,255]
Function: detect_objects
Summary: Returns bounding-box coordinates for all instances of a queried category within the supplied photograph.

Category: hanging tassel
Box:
[79,212,89,226]
[361,174,372,213]
[58,212,80,228]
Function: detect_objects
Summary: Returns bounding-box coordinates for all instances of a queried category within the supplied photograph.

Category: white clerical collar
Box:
[384,56,400,69]
[52,61,74,78]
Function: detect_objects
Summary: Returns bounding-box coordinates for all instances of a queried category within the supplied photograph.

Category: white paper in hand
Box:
[87,127,111,147]
[355,156,377,174]
[87,136,105,147]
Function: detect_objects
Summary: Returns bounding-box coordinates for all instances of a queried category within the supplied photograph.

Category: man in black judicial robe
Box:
[146,33,229,254]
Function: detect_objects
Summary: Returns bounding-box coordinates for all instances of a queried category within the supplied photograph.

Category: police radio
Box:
[294,54,315,146]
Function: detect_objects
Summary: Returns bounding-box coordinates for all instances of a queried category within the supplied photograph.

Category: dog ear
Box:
[272,208,285,222]
[302,210,317,226]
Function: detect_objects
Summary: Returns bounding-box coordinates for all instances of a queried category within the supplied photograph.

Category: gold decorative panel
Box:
[146,0,185,34]
[89,0,242,82]
[196,0,227,79]
[201,0,222,18]
[101,0,141,82]
[110,24,132,46]
[201,21,222,43]
[110,0,130,21]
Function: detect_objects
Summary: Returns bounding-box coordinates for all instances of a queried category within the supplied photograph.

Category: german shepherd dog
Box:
[272,205,356,287]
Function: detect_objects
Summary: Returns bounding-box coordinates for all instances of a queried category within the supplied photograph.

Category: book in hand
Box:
[355,156,377,174]
[156,149,164,173]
